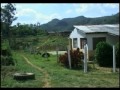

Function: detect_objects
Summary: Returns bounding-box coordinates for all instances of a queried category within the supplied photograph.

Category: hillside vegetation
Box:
[40,12,119,32]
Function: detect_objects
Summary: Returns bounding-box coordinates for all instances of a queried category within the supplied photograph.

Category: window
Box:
[73,38,78,48]
[80,38,87,49]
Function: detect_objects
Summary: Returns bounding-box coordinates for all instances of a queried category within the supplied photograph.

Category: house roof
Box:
[74,24,119,36]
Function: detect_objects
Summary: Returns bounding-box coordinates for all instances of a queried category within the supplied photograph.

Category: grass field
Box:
[1,51,119,88]
[14,35,69,51]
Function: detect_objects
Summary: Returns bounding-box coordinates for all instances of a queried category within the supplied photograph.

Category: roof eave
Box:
[108,32,119,36]
[86,32,108,34]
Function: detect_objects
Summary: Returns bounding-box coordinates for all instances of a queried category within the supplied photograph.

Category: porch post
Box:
[113,45,116,73]
[84,44,87,73]
[72,38,73,49]
[67,45,71,69]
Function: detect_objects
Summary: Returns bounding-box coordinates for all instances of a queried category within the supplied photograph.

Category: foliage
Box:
[10,23,47,37]
[1,3,17,25]
[1,48,15,66]
[1,3,17,48]
[36,35,68,51]
[95,42,113,67]
[59,48,83,68]
[115,42,119,67]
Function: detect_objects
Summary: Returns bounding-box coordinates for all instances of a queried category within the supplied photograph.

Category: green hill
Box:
[40,12,119,32]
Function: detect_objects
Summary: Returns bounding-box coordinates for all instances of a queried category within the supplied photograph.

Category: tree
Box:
[1,3,17,48]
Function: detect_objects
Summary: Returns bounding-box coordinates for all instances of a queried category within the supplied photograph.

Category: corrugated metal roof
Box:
[74,24,119,36]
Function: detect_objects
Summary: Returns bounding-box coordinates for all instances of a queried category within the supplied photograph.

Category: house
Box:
[69,24,119,59]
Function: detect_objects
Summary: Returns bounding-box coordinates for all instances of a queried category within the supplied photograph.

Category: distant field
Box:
[1,51,119,88]
[14,35,69,51]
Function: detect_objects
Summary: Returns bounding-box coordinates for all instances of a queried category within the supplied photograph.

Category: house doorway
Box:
[80,38,87,49]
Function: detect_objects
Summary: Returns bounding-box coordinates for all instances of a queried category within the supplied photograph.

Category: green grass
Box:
[1,51,119,88]
[18,51,120,87]
[15,35,68,51]
[1,51,45,88]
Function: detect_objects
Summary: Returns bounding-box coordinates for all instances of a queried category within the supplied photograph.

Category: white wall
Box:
[69,27,119,50]
[107,34,119,46]
[86,33,108,50]
[69,28,85,49]
[86,33,119,50]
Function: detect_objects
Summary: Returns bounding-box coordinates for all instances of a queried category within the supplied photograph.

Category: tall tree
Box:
[1,3,17,48]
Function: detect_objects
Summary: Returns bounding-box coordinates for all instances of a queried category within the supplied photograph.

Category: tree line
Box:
[1,3,48,40]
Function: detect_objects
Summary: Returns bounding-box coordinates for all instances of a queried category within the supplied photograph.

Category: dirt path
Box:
[21,55,51,88]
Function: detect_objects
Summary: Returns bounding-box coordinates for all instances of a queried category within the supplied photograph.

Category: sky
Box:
[1,3,119,26]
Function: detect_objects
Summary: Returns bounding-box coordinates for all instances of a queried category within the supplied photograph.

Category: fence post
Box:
[113,45,116,73]
[86,44,89,60]
[56,47,59,63]
[67,45,71,69]
[84,44,87,73]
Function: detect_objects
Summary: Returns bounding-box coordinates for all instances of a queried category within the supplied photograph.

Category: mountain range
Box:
[40,12,119,32]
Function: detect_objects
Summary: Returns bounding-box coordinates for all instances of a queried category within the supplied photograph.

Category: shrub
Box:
[1,48,15,66]
[115,42,119,68]
[95,42,113,67]
[1,56,14,66]
[59,48,83,68]
[1,48,12,56]
[59,53,68,67]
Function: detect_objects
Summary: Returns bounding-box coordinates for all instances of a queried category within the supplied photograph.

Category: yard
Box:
[1,51,119,88]
[1,3,119,88]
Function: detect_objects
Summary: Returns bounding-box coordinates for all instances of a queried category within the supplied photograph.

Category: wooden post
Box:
[69,38,72,50]
[84,44,87,73]
[113,45,116,73]
[67,45,71,69]
[86,44,89,60]
[56,47,59,63]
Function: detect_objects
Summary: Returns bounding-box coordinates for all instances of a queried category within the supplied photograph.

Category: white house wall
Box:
[69,27,119,51]
[106,34,119,46]
[86,33,119,50]
[69,28,85,49]
[86,33,108,50]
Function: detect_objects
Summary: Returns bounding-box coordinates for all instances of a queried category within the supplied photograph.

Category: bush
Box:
[1,48,12,56]
[59,53,68,67]
[59,48,83,68]
[1,56,14,66]
[115,42,119,68]
[95,42,113,67]
[1,48,15,66]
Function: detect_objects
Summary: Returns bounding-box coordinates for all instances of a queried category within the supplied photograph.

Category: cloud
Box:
[16,4,23,10]
[16,8,36,17]
[72,4,79,7]
[66,9,73,14]
[12,3,119,25]
[74,4,91,14]
[36,13,62,24]
[13,7,62,25]
[96,4,119,15]
[73,4,119,17]
[102,3,119,9]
